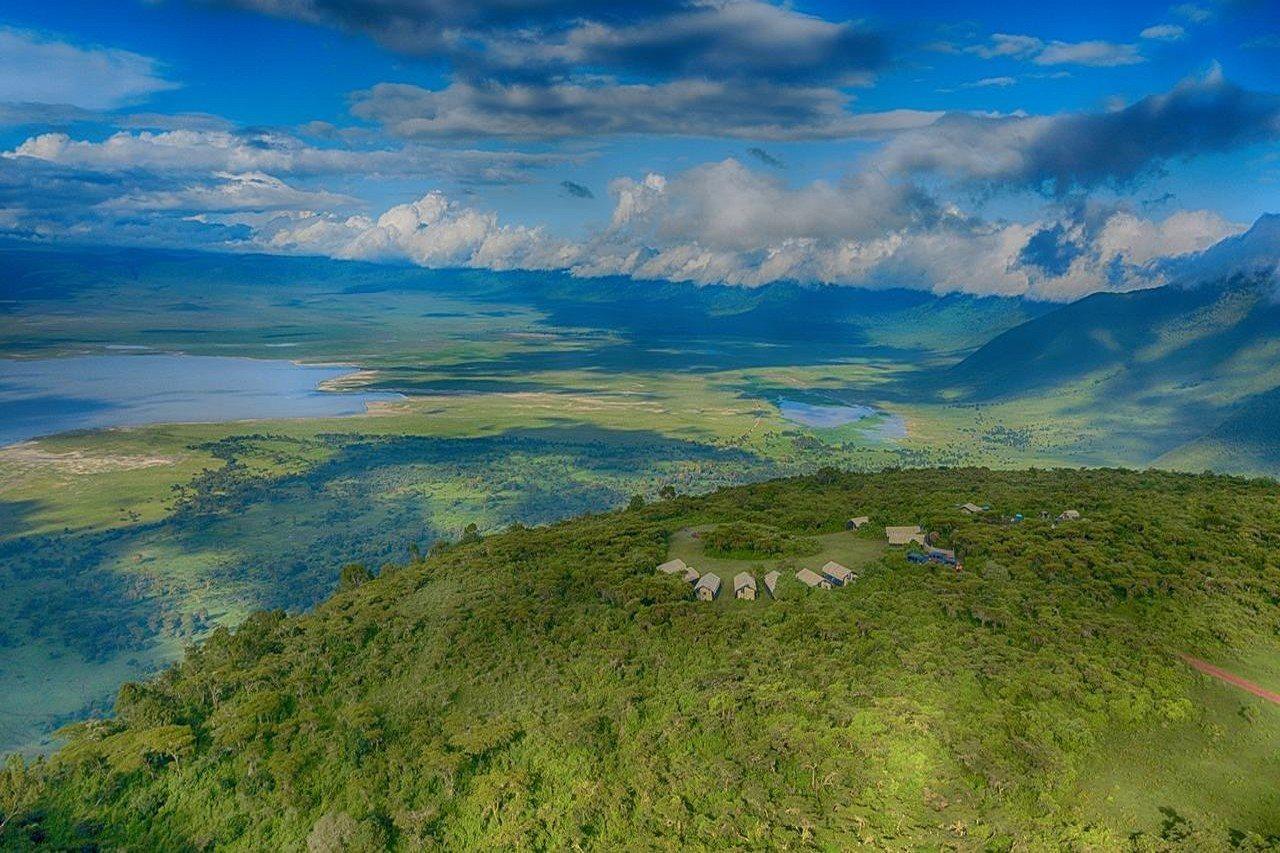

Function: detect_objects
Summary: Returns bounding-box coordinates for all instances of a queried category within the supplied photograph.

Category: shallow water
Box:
[0,353,401,445]
[777,398,907,438]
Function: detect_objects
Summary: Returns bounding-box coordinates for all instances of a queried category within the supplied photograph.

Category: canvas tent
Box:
[763,570,780,597]
[695,573,721,601]
[846,516,871,530]
[795,568,832,589]
[734,572,757,600]
[657,557,698,583]
[821,561,855,585]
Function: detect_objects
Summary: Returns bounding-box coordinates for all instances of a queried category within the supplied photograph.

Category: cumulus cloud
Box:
[875,67,1280,193]
[1,143,1251,302]
[252,191,581,270]
[352,80,941,141]
[562,160,1242,299]
[0,27,176,110]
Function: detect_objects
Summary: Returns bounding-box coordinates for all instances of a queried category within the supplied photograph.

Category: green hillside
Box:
[1158,385,1280,475]
[5,468,1280,849]
[940,275,1280,404]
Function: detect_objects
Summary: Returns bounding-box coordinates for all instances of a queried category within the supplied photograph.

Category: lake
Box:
[0,354,401,445]
[777,398,908,439]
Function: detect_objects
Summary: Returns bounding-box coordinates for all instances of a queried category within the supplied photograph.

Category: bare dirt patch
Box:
[0,442,177,476]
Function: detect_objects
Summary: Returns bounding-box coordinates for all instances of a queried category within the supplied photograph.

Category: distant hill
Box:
[926,215,1280,472]
[8,468,1280,849]
[939,214,1280,403]
[1157,384,1280,475]
[939,275,1279,403]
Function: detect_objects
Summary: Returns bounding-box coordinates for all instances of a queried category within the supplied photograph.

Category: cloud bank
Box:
[228,161,1243,302]
[0,27,176,111]
[877,67,1280,193]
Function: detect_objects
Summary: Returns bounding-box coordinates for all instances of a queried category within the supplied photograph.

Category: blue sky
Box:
[1,0,1277,299]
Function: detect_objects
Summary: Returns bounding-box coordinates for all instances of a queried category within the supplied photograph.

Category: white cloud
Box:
[0,27,176,110]
[1033,40,1144,67]
[1140,24,1187,42]
[3,129,574,184]
[968,33,1145,67]
[1095,209,1241,266]
[235,161,1240,302]
[254,191,580,270]
[98,172,355,213]
[968,33,1044,59]
[1172,4,1213,23]
[963,77,1018,88]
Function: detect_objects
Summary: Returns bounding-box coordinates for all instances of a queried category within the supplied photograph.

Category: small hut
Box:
[845,516,871,531]
[1058,509,1081,522]
[763,570,780,597]
[734,572,757,600]
[821,560,856,586]
[658,557,699,583]
[795,568,832,590]
[885,525,925,546]
[656,558,687,575]
[695,573,721,601]
[959,503,985,515]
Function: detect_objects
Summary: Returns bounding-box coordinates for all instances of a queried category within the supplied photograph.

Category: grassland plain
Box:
[4,468,1279,849]
[3,244,1278,755]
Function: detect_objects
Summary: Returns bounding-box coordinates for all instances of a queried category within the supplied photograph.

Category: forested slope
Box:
[5,468,1280,849]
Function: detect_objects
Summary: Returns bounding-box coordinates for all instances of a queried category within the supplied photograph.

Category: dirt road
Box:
[1179,654,1280,706]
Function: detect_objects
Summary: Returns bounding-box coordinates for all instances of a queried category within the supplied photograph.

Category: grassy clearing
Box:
[666,525,888,598]
[1078,644,1280,840]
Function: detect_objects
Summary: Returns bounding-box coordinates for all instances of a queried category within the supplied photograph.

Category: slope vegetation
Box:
[6,468,1280,849]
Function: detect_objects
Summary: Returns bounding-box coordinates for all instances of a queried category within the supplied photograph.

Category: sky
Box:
[1,0,1278,300]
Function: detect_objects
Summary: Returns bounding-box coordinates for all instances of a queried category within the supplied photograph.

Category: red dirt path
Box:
[1179,654,1280,706]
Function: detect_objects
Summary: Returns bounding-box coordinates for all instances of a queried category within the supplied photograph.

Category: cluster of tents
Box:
[657,558,859,600]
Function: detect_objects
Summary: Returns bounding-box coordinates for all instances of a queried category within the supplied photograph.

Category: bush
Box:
[701,521,818,559]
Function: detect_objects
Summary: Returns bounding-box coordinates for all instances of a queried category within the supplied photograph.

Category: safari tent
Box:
[734,572,757,600]
[959,503,985,515]
[658,557,699,583]
[656,558,687,575]
[795,568,832,590]
[763,570,780,597]
[845,516,871,530]
[695,573,721,601]
[821,560,855,585]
